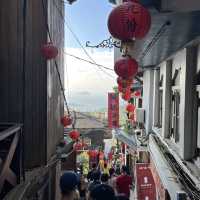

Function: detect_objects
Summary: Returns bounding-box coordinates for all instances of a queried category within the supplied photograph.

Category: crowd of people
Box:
[60,163,133,200]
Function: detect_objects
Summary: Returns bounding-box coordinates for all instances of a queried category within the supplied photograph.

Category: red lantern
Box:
[122,88,131,101]
[114,57,138,79]
[126,103,135,112]
[61,116,72,127]
[134,90,141,97]
[69,130,80,140]
[108,2,151,40]
[41,42,58,59]
[73,142,82,151]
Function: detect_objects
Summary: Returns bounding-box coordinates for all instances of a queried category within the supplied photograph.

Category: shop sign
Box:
[135,163,156,200]
[108,93,119,128]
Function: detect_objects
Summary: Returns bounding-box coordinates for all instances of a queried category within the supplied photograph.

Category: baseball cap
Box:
[60,171,78,194]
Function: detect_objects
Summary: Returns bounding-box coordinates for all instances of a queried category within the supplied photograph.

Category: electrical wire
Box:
[52,0,115,79]
[41,0,70,115]
[64,52,114,71]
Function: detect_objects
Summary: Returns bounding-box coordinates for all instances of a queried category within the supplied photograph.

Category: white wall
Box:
[143,70,154,134]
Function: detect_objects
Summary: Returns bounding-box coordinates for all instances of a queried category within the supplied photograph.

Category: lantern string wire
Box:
[51,0,115,79]
[41,0,70,115]
[64,52,114,71]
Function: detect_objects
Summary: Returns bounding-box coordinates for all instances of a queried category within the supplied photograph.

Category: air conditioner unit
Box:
[135,108,145,123]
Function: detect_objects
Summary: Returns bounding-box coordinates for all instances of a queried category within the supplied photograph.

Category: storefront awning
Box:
[114,129,137,150]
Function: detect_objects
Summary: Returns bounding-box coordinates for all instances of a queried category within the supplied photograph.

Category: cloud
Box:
[64,48,117,111]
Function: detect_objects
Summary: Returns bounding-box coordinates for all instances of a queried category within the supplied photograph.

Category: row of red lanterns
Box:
[108,0,150,102]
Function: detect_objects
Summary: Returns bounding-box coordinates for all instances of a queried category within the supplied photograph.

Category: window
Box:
[170,90,180,142]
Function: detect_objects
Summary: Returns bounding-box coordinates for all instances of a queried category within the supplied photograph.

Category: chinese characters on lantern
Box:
[108,93,119,128]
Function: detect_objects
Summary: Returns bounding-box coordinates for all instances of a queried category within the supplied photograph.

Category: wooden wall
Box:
[0,0,64,168]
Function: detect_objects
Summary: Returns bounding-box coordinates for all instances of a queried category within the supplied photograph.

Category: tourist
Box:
[60,171,80,200]
[87,170,101,191]
[101,173,109,184]
[103,162,110,176]
[116,166,132,199]
[87,163,97,181]
[78,174,87,200]
[88,184,116,200]
[108,168,117,193]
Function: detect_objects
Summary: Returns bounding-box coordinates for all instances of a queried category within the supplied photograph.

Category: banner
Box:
[108,93,119,128]
[135,163,156,200]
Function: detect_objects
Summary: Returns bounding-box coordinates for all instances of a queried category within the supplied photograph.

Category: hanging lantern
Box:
[108,1,151,41]
[69,130,80,140]
[114,57,138,79]
[126,103,135,112]
[73,142,82,151]
[134,90,141,97]
[61,116,72,127]
[41,42,58,59]
[122,88,131,101]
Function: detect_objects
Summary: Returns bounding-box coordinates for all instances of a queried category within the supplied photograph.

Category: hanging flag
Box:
[108,93,119,128]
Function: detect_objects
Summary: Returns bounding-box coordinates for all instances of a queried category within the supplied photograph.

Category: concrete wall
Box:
[151,47,198,160]
[143,70,154,134]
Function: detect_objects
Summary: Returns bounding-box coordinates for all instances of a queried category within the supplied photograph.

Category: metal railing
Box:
[0,123,24,199]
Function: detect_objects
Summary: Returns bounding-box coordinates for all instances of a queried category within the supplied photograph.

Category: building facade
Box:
[111,0,200,199]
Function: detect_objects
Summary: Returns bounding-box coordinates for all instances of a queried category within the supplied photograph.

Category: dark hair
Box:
[121,165,128,174]
[90,184,115,200]
[104,163,107,168]
[60,171,78,195]
[109,168,115,177]
[92,163,97,169]
[101,173,109,183]
[93,170,101,181]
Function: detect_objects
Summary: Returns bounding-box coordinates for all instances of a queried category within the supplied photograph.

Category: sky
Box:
[64,0,118,112]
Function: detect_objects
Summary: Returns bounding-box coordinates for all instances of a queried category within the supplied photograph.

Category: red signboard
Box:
[108,93,119,128]
[150,158,170,200]
[135,163,156,200]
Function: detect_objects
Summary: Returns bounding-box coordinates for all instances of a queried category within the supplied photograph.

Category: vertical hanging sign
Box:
[108,93,119,128]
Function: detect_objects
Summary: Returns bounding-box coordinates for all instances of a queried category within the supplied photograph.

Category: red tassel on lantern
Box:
[69,130,80,140]
[41,42,58,59]
[61,116,72,127]
[114,57,138,79]
[108,1,151,40]
[126,103,135,112]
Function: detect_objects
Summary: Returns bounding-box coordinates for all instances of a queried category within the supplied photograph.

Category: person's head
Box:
[60,171,78,199]
[109,168,115,177]
[101,173,109,183]
[92,170,101,181]
[121,165,128,174]
[92,163,97,169]
[89,184,116,200]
